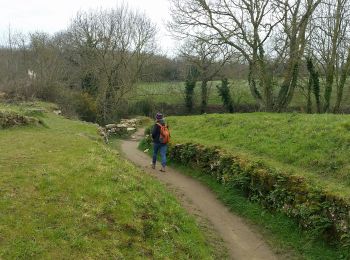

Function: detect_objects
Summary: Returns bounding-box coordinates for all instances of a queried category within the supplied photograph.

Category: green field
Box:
[167,113,350,196]
[0,103,214,259]
[133,80,350,111]
[133,81,255,106]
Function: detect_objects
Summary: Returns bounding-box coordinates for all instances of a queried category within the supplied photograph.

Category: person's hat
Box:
[156,112,163,120]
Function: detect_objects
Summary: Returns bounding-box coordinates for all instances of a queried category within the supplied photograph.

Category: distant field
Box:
[132,80,255,106]
[168,113,350,196]
[0,102,213,259]
[133,80,350,112]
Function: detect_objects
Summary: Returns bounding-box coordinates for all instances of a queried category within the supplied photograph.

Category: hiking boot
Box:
[160,166,166,172]
[151,163,155,169]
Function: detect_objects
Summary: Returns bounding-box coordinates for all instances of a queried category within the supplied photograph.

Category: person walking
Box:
[151,112,170,172]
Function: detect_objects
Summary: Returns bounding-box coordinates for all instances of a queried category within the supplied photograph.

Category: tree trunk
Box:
[276,23,308,112]
[185,80,196,113]
[275,0,320,112]
[200,80,208,114]
[324,67,335,112]
[307,76,313,113]
[333,48,350,113]
[248,62,264,109]
[257,46,274,111]
[323,0,342,113]
[276,61,299,112]
[313,72,321,114]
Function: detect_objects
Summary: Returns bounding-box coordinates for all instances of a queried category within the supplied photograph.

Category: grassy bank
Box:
[167,113,350,195]
[0,102,214,259]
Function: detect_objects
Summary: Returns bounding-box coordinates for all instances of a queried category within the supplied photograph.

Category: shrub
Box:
[75,92,97,122]
[0,111,39,129]
[184,80,196,113]
[217,78,234,113]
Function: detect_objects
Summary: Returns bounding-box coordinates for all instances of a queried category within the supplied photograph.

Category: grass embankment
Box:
[168,113,350,195]
[142,112,350,258]
[0,102,213,259]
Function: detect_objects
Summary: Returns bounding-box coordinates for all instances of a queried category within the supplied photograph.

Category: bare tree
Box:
[68,6,157,123]
[169,0,321,112]
[0,26,31,98]
[334,47,350,112]
[308,0,350,112]
[28,32,69,100]
[274,0,322,111]
[169,0,279,111]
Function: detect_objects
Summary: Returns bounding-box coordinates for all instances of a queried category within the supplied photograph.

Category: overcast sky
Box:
[0,0,175,55]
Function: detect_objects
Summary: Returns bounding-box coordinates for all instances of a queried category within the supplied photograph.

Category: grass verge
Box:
[0,102,214,259]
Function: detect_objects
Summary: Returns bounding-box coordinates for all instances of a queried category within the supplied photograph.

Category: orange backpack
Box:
[157,123,170,144]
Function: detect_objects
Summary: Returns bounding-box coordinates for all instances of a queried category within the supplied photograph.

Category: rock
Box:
[121,118,137,124]
[105,124,117,129]
[53,110,62,115]
[98,118,141,140]
[116,123,128,128]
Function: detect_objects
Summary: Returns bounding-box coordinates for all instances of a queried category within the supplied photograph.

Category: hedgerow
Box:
[165,142,350,249]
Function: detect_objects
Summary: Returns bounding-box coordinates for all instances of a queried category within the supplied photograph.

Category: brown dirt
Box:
[121,129,278,260]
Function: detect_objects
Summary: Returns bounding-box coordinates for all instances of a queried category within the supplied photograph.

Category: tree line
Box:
[1,1,349,123]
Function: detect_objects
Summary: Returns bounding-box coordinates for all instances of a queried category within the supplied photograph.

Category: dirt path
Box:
[121,129,278,260]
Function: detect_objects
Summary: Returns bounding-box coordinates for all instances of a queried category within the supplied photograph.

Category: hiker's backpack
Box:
[157,123,170,144]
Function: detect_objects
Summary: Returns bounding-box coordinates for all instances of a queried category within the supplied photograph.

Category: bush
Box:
[75,92,97,122]
[184,80,196,113]
[217,78,234,113]
[0,111,39,129]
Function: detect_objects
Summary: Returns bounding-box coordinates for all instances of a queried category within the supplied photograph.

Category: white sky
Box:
[0,0,175,55]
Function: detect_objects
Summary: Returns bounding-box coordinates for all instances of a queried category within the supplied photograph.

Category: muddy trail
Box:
[121,129,278,260]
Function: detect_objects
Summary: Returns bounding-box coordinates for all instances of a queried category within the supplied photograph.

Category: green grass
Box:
[0,102,214,259]
[167,113,350,196]
[132,80,254,106]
